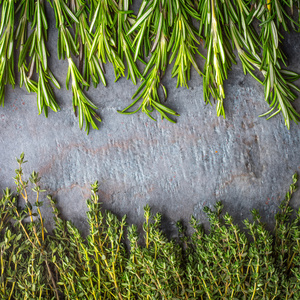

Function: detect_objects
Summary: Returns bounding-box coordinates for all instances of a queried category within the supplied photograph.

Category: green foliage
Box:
[0,0,15,106]
[118,0,180,122]
[1,0,300,131]
[17,0,61,117]
[1,154,300,299]
[52,0,102,134]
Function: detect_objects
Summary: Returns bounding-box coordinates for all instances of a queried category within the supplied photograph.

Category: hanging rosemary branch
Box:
[18,0,61,117]
[199,0,236,117]
[230,19,262,84]
[0,0,300,129]
[89,0,125,81]
[72,0,106,89]
[52,0,101,133]
[256,2,300,129]
[229,0,300,129]
[168,0,203,89]
[119,0,180,123]
[0,0,15,106]
[117,0,143,85]
[15,0,37,95]
[228,0,262,84]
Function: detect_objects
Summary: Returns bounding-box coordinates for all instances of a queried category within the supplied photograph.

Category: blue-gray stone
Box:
[0,1,299,236]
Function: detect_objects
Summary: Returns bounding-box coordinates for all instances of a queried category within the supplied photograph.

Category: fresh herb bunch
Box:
[198,0,300,126]
[228,5,299,129]
[0,0,15,106]
[50,182,127,299]
[1,154,300,298]
[127,205,188,299]
[0,0,300,130]
[0,154,59,299]
[52,0,101,133]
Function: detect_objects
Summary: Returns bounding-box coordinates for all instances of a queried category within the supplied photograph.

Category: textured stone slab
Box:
[0,2,300,235]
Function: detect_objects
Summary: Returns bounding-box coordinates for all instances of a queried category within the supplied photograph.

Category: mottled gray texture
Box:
[0,2,300,235]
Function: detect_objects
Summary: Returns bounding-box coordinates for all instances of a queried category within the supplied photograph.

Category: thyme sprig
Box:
[1,154,300,298]
[3,153,59,299]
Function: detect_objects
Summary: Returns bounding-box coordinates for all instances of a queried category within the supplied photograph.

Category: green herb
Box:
[17,0,61,117]
[256,2,300,129]
[168,1,203,89]
[199,0,236,117]
[117,0,143,85]
[72,0,106,89]
[199,0,300,127]
[1,0,300,130]
[52,0,101,133]
[118,0,180,123]
[89,0,125,82]
[15,0,36,95]
[2,154,300,298]
[0,0,15,106]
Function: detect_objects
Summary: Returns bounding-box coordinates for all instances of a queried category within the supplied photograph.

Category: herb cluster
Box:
[1,154,300,299]
[0,0,300,132]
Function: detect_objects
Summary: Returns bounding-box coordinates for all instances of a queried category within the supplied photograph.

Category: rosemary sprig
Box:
[89,0,125,81]
[15,0,37,95]
[227,0,300,129]
[0,0,15,106]
[228,0,263,85]
[256,3,300,128]
[18,0,61,117]
[72,0,106,89]
[117,0,143,85]
[199,0,236,117]
[119,0,180,123]
[52,0,101,133]
[168,0,203,88]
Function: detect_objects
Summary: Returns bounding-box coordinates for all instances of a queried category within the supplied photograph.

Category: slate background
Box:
[1,1,300,235]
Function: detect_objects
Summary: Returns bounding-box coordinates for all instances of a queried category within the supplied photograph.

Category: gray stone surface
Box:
[1,2,300,235]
